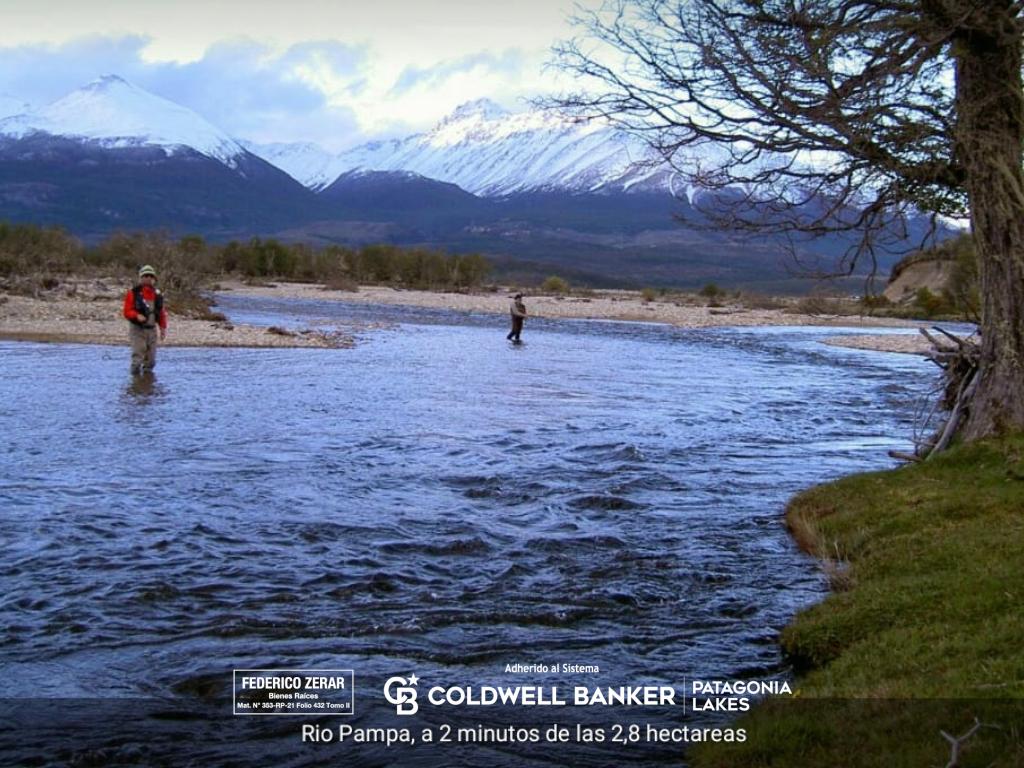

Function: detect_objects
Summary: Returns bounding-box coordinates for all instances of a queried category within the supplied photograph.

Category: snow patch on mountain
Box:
[0,75,246,167]
[439,98,511,126]
[240,139,337,189]
[325,102,667,196]
[0,94,31,120]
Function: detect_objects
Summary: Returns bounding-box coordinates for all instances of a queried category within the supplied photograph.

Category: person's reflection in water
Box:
[125,370,163,402]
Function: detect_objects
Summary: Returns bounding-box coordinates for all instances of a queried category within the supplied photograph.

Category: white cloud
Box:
[0,36,365,150]
[390,50,525,96]
[0,0,585,148]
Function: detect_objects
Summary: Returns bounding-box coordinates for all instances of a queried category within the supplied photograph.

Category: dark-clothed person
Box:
[507,293,527,341]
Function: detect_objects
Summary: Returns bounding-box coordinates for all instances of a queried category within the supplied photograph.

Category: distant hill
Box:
[0,75,953,291]
[0,134,318,238]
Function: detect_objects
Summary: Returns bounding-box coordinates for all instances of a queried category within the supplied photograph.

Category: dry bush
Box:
[322,276,359,292]
[788,295,848,316]
[737,291,786,310]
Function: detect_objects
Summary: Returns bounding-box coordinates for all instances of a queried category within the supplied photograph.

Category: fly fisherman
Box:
[123,264,168,375]
[507,292,527,342]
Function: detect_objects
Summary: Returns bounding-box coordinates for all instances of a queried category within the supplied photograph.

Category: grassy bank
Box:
[693,435,1024,767]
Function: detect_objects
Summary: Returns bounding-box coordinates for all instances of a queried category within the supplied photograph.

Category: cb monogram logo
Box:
[383,674,419,715]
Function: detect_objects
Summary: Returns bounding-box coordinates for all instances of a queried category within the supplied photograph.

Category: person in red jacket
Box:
[123,264,168,375]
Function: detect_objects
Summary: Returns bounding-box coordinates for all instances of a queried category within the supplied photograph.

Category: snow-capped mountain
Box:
[0,76,318,237]
[0,94,31,120]
[327,98,668,196]
[0,75,246,167]
[247,99,671,195]
[0,76,947,287]
[240,139,338,189]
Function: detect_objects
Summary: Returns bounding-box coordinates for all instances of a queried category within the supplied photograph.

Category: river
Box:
[0,295,935,766]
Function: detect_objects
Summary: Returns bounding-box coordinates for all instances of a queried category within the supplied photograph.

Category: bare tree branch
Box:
[547,0,972,276]
[549,0,1024,441]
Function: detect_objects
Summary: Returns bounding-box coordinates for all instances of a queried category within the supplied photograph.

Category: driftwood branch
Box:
[887,450,922,462]
[920,327,958,352]
[933,325,970,348]
[925,350,961,367]
[898,326,980,461]
[928,366,980,458]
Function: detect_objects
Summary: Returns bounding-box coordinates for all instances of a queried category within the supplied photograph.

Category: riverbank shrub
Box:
[914,286,950,318]
[736,292,787,310]
[857,293,891,313]
[541,275,570,294]
[0,221,491,295]
[790,294,848,316]
[692,434,1024,767]
[0,223,82,286]
[699,282,723,299]
[946,235,980,321]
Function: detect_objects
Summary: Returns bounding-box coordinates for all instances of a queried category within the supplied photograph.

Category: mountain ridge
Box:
[0,75,952,290]
[245,100,671,195]
[0,75,246,167]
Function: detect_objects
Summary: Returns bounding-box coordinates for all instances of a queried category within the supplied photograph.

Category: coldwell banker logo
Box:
[384,674,419,715]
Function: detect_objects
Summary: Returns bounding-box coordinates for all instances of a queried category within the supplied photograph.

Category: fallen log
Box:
[928,368,981,458]
[894,326,981,462]
[888,450,922,462]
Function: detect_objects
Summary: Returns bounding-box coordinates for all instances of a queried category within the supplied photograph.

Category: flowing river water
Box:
[0,295,935,766]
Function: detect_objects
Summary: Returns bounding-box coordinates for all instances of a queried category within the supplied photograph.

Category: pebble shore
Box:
[0,279,354,349]
[227,281,933,355]
[0,278,932,355]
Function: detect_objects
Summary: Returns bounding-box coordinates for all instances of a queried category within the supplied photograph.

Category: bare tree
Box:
[552,0,1024,441]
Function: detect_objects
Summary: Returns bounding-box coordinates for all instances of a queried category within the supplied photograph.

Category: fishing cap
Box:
[138,265,158,279]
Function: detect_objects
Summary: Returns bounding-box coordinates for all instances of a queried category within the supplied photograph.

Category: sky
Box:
[0,0,586,151]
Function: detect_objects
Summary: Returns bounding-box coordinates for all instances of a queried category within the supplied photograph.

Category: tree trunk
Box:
[952,8,1024,439]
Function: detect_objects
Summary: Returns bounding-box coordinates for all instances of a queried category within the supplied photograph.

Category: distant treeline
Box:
[0,222,491,293]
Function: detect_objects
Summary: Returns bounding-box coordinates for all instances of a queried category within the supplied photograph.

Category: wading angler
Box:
[123,264,167,375]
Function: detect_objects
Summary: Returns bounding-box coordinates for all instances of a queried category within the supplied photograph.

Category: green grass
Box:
[693,435,1024,767]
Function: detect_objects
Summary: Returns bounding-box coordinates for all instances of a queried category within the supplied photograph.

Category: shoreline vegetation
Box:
[0,276,937,353]
[693,435,1024,767]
